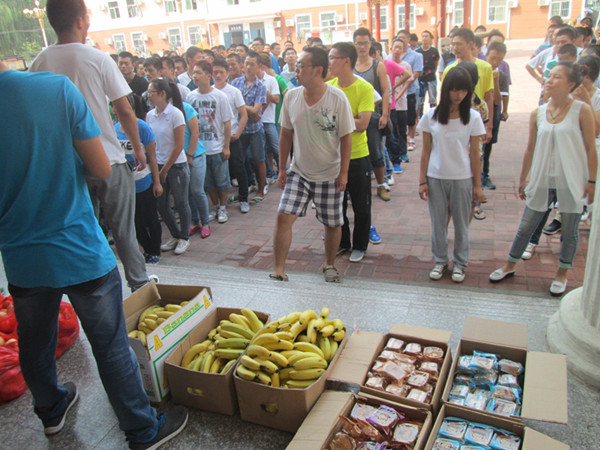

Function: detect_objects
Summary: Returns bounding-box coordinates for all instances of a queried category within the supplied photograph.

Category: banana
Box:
[145,313,158,321]
[280,350,302,359]
[229,313,252,330]
[190,354,205,371]
[218,328,247,339]
[156,311,174,319]
[274,331,294,341]
[320,307,330,320]
[252,333,279,347]
[275,322,292,332]
[318,335,332,361]
[213,334,226,341]
[279,367,293,381]
[138,322,153,335]
[252,323,278,339]
[256,371,272,385]
[331,318,344,331]
[128,330,147,346]
[181,342,211,367]
[299,309,318,325]
[254,358,279,374]
[320,324,335,338]
[292,356,328,370]
[288,352,317,366]
[263,340,294,351]
[221,359,237,374]
[289,321,308,339]
[332,329,346,342]
[329,338,338,359]
[307,319,318,344]
[165,304,182,312]
[237,365,258,381]
[144,318,158,331]
[294,342,325,359]
[207,328,218,340]
[241,307,264,333]
[295,334,310,343]
[214,348,245,360]
[285,379,317,389]
[246,344,272,359]
[285,311,302,324]
[215,338,250,349]
[180,301,189,306]
[220,322,255,340]
[201,351,216,372]
[209,357,225,373]
[266,351,289,368]
[240,355,262,371]
[139,305,164,324]
[156,317,166,325]
[271,372,281,388]
[288,368,325,381]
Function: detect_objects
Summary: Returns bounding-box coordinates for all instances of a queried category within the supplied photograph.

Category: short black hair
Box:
[556,26,577,42]
[185,46,203,62]
[558,43,578,59]
[303,47,329,79]
[160,56,174,70]
[257,52,271,67]
[453,28,475,44]
[202,49,215,60]
[583,44,600,58]
[487,30,505,44]
[410,33,419,42]
[282,48,296,59]
[246,50,260,62]
[473,35,483,49]
[578,55,600,82]
[252,37,265,45]
[550,15,564,26]
[226,52,241,63]
[331,42,358,69]
[194,60,213,74]
[422,30,434,39]
[397,29,410,39]
[46,0,86,33]
[172,56,186,68]
[474,25,487,33]
[270,42,279,48]
[576,26,593,38]
[370,41,382,57]
[118,51,135,61]
[353,27,372,41]
[143,57,162,71]
[487,41,507,55]
[212,58,228,71]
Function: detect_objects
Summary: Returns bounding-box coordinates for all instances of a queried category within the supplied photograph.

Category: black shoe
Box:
[129,405,188,450]
[43,382,79,435]
[543,219,562,235]
[482,176,496,190]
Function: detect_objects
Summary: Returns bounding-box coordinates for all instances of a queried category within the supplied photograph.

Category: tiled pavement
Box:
[159,40,591,297]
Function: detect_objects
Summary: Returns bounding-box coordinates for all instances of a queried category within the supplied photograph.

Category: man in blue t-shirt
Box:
[0,63,187,447]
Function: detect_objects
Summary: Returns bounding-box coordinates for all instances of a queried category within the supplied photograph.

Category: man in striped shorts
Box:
[270,47,354,283]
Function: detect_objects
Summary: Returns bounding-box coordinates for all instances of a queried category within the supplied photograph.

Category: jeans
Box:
[157,163,191,240]
[9,268,158,442]
[508,190,579,268]
[340,156,372,252]
[387,110,402,163]
[229,138,249,202]
[263,123,280,178]
[189,154,210,226]
[134,187,162,256]
[391,110,408,162]
[366,116,385,168]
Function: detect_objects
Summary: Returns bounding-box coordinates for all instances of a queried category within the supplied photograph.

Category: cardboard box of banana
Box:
[236,307,346,389]
[128,302,191,346]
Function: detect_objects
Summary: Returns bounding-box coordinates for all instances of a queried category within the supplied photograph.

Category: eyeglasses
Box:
[147,89,158,94]
[328,56,346,61]
[295,62,314,69]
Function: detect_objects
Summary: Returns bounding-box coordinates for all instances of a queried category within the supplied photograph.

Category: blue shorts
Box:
[204,153,231,192]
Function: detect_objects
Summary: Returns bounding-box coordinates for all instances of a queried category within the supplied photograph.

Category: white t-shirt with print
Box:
[418,107,486,180]
[30,42,131,165]
[280,85,355,182]
[258,73,280,124]
[146,102,186,165]
[187,88,235,155]
[217,83,246,136]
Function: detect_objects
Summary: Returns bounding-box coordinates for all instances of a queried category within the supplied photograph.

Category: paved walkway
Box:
[159,39,591,296]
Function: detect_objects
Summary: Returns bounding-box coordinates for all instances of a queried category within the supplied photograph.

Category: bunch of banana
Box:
[236,308,346,389]
[128,301,190,346]
[179,308,264,375]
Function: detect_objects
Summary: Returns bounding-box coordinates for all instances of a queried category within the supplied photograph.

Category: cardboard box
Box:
[327,323,453,413]
[287,391,433,450]
[441,316,568,424]
[124,283,214,403]
[234,336,347,433]
[164,307,269,415]
[425,403,569,449]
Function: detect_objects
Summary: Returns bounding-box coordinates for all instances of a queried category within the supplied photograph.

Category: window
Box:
[372,6,388,31]
[126,0,139,18]
[296,14,311,39]
[113,33,127,52]
[397,4,416,29]
[453,0,464,26]
[167,28,182,49]
[488,0,507,23]
[549,0,570,19]
[320,12,336,30]
[185,0,198,10]
[131,31,145,55]
[227,0,239,5]
[165,0,177,14]
[108,1,120,19]
[188,25,202,46]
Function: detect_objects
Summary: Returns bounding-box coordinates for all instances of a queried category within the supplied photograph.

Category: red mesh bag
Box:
[0,339,26,404]
[56,301,80,358]
[0,295,17,336]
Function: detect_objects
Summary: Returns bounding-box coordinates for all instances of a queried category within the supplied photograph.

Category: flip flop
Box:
[269,273,289,282]
[250,196,265,204]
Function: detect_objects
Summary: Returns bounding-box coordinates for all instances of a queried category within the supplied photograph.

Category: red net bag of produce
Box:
[0,338,27,404]
[0,295,17,336]
[56,301,79,359]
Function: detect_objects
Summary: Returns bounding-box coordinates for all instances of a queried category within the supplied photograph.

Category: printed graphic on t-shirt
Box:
[196,99,219,141]
[313,107,337,133]
[119,139,134,154]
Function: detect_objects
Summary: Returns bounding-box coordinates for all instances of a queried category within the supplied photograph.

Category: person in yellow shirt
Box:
[327,42,374,263]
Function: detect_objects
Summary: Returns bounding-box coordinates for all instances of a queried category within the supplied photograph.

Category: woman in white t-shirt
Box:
[417,66,486,284]
[490,62,597,295]
[146,78,192,256]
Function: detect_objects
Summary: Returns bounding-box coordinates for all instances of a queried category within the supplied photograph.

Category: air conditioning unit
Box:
[359,12,368,21]
[158,32,167,39]
[446,6,453,13]
[99,3,107,11]
[508,0,518,7]
[285,19,294,27]
[335,14,344,23]
[143,34,149,41]
[104,38,113,45]
[537,0,549,5]
[415,7,424,16]
[274,20,282,28]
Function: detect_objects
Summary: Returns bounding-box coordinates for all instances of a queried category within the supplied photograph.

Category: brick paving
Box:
[157,40,591,296]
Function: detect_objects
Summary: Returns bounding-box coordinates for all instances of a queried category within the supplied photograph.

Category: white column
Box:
[547,179,600,388]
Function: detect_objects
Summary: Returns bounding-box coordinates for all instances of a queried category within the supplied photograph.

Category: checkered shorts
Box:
[278,172,343,227]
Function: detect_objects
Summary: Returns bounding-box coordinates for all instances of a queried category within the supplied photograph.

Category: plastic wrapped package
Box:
[385,383,410,398]
[491,385,521,404]
[497,373,520,389]
[339,416,365,440]
[355,442,382,450]
[372,360,385,372]
[423,346,444,362]
[432,438,461,450]
[366,405,401,435]
[464,392,489,410]
[454,373,473,385]
[394,360,416,374]
[391,422,421,446]
[385,337,405,351]
[465,423,495,446]
[490,431,522,450]
[486,398,520,417]
[439,418,469,441]
[406,388,428,403]
[421,383,434,395]
[450,384,469,399]
[378,361,410,382]
[461,446,490,450]
[447,397,465,406]
[394,353,418,365]
[458,355,473,372]
[407,371,430,388]
[471,371,498,388]
[468,352,498,374]
[365,376,387,390]
[328,431,357,450]
[498,359,524,377]
[351,402,379,422]
[378,350,400,362]
[355,418,384,442]
[403,342,422,355]
[420,361,439,376]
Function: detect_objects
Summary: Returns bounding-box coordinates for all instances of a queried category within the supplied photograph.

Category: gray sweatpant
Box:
[87,162,149,291]
[427,177,473,270]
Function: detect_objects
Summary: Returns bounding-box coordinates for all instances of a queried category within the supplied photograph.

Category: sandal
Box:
[474,207,486,220]
[269,273,289,282]
[323,265,341,283]
[250,196,265,204]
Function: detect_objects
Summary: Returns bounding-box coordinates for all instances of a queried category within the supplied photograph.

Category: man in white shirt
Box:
[177,46,203,91]
[30,0,154,291]
[271,47,354,283]
[159,56,190,102]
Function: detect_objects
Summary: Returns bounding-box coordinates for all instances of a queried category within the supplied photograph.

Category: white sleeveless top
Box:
[525,100,589,213]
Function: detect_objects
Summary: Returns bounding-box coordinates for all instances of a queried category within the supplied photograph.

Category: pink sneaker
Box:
[201,227,211,239]
[189,225,201,236]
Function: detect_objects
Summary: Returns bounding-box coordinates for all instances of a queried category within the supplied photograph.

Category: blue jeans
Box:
[189,154,210,226]
[263,123,280,178]
[9,268,158,442]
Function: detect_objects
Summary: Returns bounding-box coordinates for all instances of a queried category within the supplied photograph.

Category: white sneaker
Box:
[263,184,269,195]
[174,239,190,255]
[208,207,218,222]
[217,208,228,223]
[386,175,395,186]
[429,264,447,280]
[239,201,250,213]
[451,267,466,283]
[160,237,179,252]
[408,140,416,151]
[522,243,536,260]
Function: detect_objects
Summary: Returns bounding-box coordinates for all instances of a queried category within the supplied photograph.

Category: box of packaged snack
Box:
[425,403,569,449]
[287,391,433,449]
[441,316,568,424]
[123,282,214,403]
[165,307,269,415]
[326,323,453,413]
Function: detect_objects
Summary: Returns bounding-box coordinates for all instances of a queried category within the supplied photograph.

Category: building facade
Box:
[84,0,598,55]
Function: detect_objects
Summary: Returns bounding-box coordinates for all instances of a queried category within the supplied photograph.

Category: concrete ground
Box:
[0,39,597,449]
